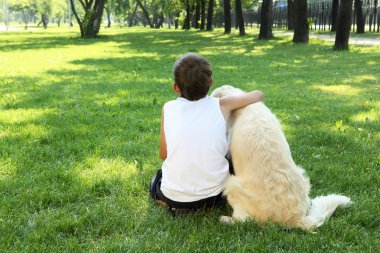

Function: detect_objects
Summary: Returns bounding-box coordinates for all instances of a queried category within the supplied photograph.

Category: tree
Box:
[375,0,378,32]
[354,0,365,33]
[194,1,200,28]
[331,0,339,32]
[37,0,53,29]
[235,0,245,35]
[206,0,214,30]
[292,0,308,43]
[183,0,190,29]
[9,0,38,29]
[223,0,231,33]
[70,0,107,38]
[104,4,111,27]
[258,0,273,39]
[128,2,138,27]
[135,0,165,28]
[200,0,205,30]
[136,0,154,27]
[287,0,294,30]
[334,0,354,50]
[52,0,67,27]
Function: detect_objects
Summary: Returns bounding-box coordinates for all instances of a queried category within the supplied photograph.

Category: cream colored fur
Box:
[211,85,351,230]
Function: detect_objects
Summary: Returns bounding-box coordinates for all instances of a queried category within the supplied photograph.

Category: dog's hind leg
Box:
[220,205,250,224]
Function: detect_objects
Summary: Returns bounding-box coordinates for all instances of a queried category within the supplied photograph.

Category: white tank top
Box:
[161,96,229,202]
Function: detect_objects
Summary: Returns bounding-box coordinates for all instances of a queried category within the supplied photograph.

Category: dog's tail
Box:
[298,194,351,230]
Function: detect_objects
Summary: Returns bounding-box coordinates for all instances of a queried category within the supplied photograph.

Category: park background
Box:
[1,0,380,252]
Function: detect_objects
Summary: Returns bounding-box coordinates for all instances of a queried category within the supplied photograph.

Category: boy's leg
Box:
[149,169,161,200]
[150,170,226,215]
[149,170,168,207]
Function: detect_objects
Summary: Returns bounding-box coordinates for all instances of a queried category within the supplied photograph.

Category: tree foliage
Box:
[9,0,38,28]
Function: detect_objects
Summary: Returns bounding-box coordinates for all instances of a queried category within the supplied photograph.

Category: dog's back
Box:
[228,102,311,224]
[212,85,350,228]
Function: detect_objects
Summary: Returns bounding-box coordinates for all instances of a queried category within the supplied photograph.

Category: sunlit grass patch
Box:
[315,84,363,96]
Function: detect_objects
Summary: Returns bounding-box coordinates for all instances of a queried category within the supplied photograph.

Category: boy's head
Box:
[173,53,212,101]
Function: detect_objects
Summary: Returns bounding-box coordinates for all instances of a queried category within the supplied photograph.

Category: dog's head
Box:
[210,85,244,98]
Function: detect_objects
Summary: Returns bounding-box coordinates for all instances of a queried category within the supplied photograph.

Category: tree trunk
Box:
[42,14,48,29]
[224,0,231,33]
[70,0,84,36]
[374,0,378,32]
[190,3,196,28]
[70,0,106,38]
[331,0,339,32]
[354,0,365,33]
[200,0,206,30]
[128,3,139,27]
[105,6,111,28]
[259,0,273,39]
[83,0,106,38]
[137,0,154,28]
[293,0,308,43]
[287,0,294,30]
[155,12,164,28]
[206,0,214,31]
[334,0,354,50]
[235,0,245,35]
[175,11,180,29]
[194,3,201,29]
[183,0,191,29]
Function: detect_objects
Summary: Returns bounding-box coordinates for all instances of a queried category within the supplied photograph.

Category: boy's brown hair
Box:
[173,53,212,101]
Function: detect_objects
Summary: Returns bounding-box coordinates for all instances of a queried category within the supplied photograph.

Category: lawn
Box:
[0,26,379,252]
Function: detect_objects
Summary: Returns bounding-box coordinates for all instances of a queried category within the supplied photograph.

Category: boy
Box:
[150,53,264,215]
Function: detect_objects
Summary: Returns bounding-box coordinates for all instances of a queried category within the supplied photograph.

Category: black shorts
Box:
[149,169,226,211]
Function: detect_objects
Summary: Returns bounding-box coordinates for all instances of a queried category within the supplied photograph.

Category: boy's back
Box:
[150,52,264,212]
[161,96,229,202]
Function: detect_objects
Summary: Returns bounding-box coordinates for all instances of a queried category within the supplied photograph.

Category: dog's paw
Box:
[220,216,235,224]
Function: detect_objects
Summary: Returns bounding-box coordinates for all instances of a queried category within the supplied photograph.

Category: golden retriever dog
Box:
[211,85,351,230]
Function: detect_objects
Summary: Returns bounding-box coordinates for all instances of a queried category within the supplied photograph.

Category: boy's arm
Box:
[159,107,167,160]
[219,90,264,120]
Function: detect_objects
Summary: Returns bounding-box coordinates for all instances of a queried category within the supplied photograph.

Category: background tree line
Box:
[3,0,68,29]
[2,0,373,50]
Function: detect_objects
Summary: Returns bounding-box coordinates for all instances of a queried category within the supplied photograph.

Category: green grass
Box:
[0,26,379,252]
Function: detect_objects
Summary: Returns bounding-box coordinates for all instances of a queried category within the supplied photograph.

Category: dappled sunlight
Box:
[122,52,161,60]
[0,108,57,124]
[152,39,176,45]
[342,74,378,85]
[1,123,46,140]
[92,90,130,107]
[314,84,363,96]
[217,65,238,71]
[75,156,139,185]
[351,108,379,122]
[0,158,16,180]
[367,60,377,65]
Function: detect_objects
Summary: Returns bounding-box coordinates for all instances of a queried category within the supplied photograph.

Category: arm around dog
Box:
[219,90,264,119]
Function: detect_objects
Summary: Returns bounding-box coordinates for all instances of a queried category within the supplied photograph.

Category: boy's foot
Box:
[156,199,169,208]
